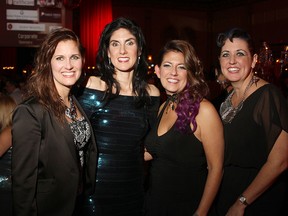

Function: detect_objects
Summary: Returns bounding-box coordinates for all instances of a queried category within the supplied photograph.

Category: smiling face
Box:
[51,40,83,94]
[107,28,139,73]
[155,51,187,95]
[219,38,257,83]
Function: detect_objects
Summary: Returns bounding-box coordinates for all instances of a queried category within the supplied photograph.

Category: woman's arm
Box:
[194,100,224,216]
[86,75,106,91]
[12,104,42,216]
[144,149,153,161]
[226,130,288,216]
[0,127,12,157]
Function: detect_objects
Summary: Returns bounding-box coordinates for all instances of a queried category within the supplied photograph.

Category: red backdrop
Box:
[80,0,112,67]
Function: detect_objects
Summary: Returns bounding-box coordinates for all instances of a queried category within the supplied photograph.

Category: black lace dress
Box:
[77,87,160,216]
[215,84,288,216]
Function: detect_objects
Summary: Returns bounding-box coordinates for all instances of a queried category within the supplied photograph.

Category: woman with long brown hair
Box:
[12,28,97,216]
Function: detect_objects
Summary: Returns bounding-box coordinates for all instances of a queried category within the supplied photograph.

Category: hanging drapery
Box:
[79,0,112,67]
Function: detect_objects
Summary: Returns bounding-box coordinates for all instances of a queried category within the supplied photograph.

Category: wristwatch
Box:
[239,195,249,206]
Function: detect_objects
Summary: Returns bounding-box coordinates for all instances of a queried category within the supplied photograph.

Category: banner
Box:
[1,0,66,47]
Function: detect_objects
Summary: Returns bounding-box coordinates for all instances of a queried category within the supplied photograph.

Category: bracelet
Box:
[239,194,249,206]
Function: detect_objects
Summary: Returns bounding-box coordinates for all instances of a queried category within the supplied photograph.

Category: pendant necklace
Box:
[62,95,77,121]
[165,94,178,114]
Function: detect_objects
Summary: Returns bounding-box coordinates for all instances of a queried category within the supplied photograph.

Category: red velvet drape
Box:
[79,0,112,67]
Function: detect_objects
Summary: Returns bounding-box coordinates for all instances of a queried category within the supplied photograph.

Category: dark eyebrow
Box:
[110,38,136,43]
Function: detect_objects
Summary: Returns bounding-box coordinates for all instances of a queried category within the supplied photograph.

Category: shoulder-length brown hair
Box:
[25,28,85,123]
[157,40,209,133]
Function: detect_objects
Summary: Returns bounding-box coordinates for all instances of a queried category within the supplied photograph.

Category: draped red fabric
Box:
[79,0,112,67]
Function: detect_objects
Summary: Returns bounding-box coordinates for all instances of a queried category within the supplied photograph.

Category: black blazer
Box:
[12,96,97,216]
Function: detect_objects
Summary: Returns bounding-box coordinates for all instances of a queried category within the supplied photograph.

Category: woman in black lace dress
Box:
[215,28,288,216]
[76,17,160,216]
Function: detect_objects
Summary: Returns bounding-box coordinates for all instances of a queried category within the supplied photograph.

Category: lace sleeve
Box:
[254,84,288,152]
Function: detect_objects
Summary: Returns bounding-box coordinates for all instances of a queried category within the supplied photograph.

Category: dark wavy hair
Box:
[157,40,209,133]
[216,27,255,56]
[96,17,150,106]
[25,28,85,123]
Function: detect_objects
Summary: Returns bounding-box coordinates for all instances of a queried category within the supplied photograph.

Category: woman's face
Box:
[107,28,139,73]
[219,38,257,83]
[51,40,83,93]
[155,51,187,95]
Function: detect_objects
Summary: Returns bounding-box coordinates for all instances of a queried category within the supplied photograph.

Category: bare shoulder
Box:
[147,84,160,97]
[193,99,223,142]
[256,77,269,88]
[198,99,218,115]
[249,77,268,95]
[86,76,106,91]
[197,99,222,126]
[0,127,12,156]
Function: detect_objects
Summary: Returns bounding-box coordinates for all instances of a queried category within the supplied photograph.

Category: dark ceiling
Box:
[112,0,266,11]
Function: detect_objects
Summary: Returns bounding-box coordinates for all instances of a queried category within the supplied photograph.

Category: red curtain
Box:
[79,0,112,67]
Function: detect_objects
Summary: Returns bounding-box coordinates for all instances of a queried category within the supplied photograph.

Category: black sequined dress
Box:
[0,147,12,216]
[77,87,160,216]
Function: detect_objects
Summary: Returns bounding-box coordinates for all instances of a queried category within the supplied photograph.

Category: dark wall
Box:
[1,0,287,78]
[112,0,288,75]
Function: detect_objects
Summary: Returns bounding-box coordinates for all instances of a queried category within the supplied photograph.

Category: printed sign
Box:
[1,0,66,47]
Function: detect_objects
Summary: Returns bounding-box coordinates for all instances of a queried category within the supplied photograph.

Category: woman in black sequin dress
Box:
[76,17,160,216]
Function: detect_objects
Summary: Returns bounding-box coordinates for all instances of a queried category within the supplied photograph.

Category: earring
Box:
[108,58,111,65]
[138,56,140,64]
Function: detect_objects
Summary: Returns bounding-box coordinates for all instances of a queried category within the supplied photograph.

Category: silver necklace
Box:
[220,76,259,124]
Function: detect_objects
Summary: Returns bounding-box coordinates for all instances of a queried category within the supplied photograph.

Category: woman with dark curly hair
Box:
[144,40,224,216]
[76,17,160,215]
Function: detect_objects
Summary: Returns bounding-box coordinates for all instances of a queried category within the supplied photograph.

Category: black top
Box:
[0,147,12,191]
[144,100,208,216]
[216,84,288,216]
[0,147,12,216]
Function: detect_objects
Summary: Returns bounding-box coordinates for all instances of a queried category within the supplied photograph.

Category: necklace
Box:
[62,95,77,121]
[220,75,259,124]
[165,94,178,114]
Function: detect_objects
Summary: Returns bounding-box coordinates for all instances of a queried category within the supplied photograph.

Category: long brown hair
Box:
[25,28,85,123]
